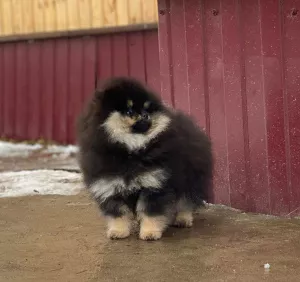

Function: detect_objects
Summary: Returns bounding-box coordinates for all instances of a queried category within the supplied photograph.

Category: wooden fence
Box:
[0,0,158,37]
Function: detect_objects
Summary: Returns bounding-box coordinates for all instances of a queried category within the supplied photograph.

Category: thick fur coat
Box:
[77,77,213,240]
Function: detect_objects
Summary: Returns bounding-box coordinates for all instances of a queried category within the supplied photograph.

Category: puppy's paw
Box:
[139,229,162,241]
[173,212,193,228]
[139,215,167,241]
[107,227,130,239]
[106,216,131,240]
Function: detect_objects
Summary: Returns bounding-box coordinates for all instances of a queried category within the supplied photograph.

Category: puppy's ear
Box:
[94,88,104,100]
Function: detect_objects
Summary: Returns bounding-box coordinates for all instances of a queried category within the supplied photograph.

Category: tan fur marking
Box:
[129,168,168,189]
[106,214,132,239]
[144,101,150,109]
[173,211,193,228]
[103,111,171,151]
[127,100,133,107]
[139,214,168,241]
[89,177,125,202]
[124,116,136,126]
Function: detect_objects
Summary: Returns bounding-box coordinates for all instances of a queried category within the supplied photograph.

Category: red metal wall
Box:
[0,29,160,144]
[158,0,300,216]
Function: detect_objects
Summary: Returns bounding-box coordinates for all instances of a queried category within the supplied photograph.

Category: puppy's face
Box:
[99,78,171,151]
[110,98,157,134]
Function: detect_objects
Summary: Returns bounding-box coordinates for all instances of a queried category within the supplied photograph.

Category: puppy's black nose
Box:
[132,119,151,134]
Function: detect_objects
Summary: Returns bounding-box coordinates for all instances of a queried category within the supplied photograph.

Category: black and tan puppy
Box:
[77,77,213,241]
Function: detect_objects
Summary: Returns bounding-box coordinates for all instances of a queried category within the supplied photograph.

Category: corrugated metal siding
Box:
[0,29,160,144]
[0,0,158,36]
[157,0,300,216]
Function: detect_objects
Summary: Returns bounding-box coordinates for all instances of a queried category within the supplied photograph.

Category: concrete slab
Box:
[0,193,299,282]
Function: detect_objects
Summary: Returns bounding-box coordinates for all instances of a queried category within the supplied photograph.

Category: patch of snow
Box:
[0,141,78,158]
[0,141,42,157]
[46,145,78,159]
[45,145,78,155]
[0,170,83,198]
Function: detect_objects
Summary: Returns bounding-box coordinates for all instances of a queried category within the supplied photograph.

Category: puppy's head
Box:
[96,77,171,150]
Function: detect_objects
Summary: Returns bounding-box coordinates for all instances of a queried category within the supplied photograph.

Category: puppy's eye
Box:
[126,109,134,117]
[127,100,133,107]
[144,101,150,109]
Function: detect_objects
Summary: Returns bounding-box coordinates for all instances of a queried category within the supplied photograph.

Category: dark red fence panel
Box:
[41,40,55,142]
[3,44,16,140]
[95,30,160,92]
[283,0,300,218]
[0,46,3,139]
[158,0,300,216]
[0,29,159,145]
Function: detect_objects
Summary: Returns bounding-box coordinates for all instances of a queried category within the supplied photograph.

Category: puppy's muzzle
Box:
[132,119,152,134]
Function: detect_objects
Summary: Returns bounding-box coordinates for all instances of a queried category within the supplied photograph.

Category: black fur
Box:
[77,77,213,225]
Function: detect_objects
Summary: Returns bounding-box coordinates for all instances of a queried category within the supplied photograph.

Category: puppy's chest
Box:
[104,148,168,189]
[110,151,155,177]
[121,159,164,189]
[90,152,169,201]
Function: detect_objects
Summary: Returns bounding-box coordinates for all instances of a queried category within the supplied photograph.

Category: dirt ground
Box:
[1,154,300,282]
[0,193,300,282]
[0,152,78,173]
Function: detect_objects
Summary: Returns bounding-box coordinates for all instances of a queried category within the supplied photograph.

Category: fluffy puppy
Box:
[77,77,213,241]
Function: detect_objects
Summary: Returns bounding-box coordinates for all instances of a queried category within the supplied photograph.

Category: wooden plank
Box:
[1,0,13,35]
[67,0,80,30]
[143,0,158,23]
[12,0,24,34]
[78,0,92,29]
[33,0,45,33]
[55,0,68,31]
[91,0,104,28]
[116,0,129,26]
[103,0,117,26]
[128,0,143,24]
[23,0,34,34]
[0,0,158,37]
[44,0,57,32]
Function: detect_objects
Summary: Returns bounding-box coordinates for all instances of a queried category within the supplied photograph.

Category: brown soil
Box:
[0,154,78,173]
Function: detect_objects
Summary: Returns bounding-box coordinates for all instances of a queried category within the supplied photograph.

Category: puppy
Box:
[76,77,213,240]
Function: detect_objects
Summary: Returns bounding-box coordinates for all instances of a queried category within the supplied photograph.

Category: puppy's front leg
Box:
[98,197,133,239]
[137,190,175,241]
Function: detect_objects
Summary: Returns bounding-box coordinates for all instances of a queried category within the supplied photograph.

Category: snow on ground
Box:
[44,144,78,155]
[0,170,83,198]
[0,141,78,158]
[0,142,42,157]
